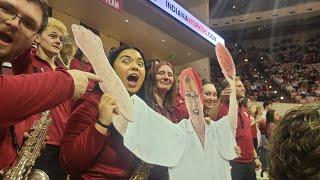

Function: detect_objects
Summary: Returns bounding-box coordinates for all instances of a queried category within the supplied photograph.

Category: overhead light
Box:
[269,85,272,88]
[239,49,242,53]
[162,39,165,42]
[233,5,236,9]
[261,56,264,60]
[188,52,191,56]
[265,80,267,83]
[274,91,278,94]
[235,43,238,47]
[280,96,284,100]
[244,58,248,62]
[125,19,129,23]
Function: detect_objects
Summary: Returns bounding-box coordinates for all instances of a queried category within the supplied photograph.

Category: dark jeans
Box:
[34,144,67,180]
[230,161,257,180]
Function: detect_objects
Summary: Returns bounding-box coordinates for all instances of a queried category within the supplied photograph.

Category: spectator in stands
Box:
[60,45,148,179]
[59,39,76,69]
[1,17,70,179]
[202,81,219,120]
[266,110,281,139]
[69,49,97,91]
[70,49,93,72]
[145,61,182,123]
[216,77,261,180]
[268,103,320,180]
[143,60,182,179]
[26,17,70,179]
[0,0,101,172]
[263,101,273,119]
[0,0,102,123]
[247,100,258,149]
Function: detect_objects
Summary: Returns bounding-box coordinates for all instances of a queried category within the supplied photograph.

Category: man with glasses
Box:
[0,0,102,124]
[7,17,71,180]
[0,0,101,172]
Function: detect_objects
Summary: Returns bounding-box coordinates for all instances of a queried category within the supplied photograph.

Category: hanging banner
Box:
[149,0,224,45]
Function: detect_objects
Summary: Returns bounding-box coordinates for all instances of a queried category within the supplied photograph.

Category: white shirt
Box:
[124,95,237,180]
[169,118,237,180]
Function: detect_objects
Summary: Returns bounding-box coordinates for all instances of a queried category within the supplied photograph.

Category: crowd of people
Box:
[0,0,319,180]
[263,35,320,104]
[210,32,320,104]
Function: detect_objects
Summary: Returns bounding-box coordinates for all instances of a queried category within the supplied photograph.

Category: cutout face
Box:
[183,76,203,117]
[113,49,146,95]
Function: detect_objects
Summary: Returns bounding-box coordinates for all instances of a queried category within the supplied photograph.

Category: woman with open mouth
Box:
[60,45,151,180]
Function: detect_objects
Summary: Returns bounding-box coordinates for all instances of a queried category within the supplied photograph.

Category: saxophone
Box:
[129,161,153,180]
[2,111,52,180]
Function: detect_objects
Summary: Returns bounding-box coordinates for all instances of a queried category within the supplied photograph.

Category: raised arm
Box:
[215,43,238,135]
[59,92,108,175]
[226,79,238,135]
[0,70,74,124]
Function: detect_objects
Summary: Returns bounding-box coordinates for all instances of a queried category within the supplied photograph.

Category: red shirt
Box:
[258,119,267,135]
[0,50,74,170]
[173,93,189,120]
[70,58,93,73]
[250,116,257,139]
[60,90,138,180]
[12,50,72,146]
[216,103,254,163]
[266,122,276,139]
[70,58,94,91]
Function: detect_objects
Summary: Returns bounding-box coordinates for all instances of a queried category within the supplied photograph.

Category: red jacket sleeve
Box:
[215,103,229,121]
[60,92,109,176]
[0,69,74,125]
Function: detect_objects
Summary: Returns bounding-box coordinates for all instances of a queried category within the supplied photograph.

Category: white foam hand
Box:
[71,24,132,135]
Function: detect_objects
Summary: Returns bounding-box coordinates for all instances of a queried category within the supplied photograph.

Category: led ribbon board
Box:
[149,0,225,45]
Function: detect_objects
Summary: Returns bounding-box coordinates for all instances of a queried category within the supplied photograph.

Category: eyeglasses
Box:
[184,93,200,103]
[0,3,40,37]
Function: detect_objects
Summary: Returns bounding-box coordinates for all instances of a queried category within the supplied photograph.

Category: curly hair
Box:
[268,103,320,180]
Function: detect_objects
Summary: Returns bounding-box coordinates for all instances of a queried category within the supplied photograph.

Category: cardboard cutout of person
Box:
[72,24,132,135]
[124,67,237,180]
[72,26,238,179]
